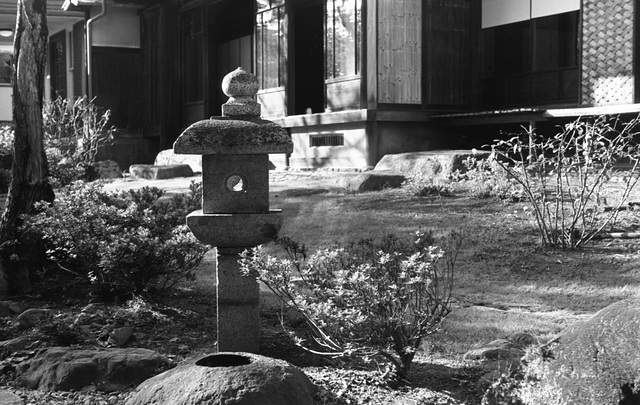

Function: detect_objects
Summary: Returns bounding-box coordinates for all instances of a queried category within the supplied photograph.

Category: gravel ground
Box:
[1,387,132,405]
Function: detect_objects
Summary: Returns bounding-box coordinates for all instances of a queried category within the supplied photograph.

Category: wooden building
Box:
[1,0,639,169]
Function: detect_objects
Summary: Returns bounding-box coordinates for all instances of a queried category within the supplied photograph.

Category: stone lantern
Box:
[173,67,293,353]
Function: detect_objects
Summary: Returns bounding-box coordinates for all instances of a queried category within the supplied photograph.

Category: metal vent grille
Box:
[309,133,344,147]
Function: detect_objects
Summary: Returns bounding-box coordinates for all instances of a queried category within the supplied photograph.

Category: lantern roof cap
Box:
[173,116,293,155]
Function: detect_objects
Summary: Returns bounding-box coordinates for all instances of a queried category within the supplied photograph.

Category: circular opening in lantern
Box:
[196,354,252,367]
[225,174,246,193]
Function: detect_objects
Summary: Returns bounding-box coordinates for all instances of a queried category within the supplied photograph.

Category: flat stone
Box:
[154,149,202,173]
[174,117,293,155]
[129,164,194,180]
[0,336,35,360]
[344,171,406,192]
[14,347,167,392]
[186,210,282,247]
[126,352,315,405]
[0,300,26,318]
[16,308,52,329]
[375,149,492,178]
[465,332,537,397]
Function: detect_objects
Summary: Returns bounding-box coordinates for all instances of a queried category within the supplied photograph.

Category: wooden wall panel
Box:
[377,0,421,104]
[423,0,472,107]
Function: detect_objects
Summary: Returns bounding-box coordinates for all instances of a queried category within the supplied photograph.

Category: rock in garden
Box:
[344,171,405,192]
[126,352,315,405]
[155,149,202,173]
[0,336,35,360]
[15,308,52,329]
[0,300,25,318]
[91,160,122,179]
[108,326,134,347]
[375,149,492,178]
[464,332,537,395]
[518,298,640,404]
[129,164,194,180]
[14,347,167,392]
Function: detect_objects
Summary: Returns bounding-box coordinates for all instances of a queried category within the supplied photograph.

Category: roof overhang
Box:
[62,0,152,11]
[433,104,640,126]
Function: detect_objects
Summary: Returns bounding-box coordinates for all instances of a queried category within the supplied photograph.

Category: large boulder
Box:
[375,149,492,178]
[14,347,167,392]
[516,298,640,404]
[342,171,406,193]
[129,164,194,180]
[126,352,315,405]
[154,149,202,173]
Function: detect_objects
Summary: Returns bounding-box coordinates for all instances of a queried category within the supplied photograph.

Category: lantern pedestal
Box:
[174,67,293,354]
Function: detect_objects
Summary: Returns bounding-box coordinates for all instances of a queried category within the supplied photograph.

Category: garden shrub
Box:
[402,174,455,197]
[43,96,116,186]
[0,98,117,188]
[453,157,526,202]
[19,180,207,300]
[240,230,462,381]
[491,115,640,248]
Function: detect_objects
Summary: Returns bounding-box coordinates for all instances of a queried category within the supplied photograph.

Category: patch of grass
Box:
[266,176,640,362]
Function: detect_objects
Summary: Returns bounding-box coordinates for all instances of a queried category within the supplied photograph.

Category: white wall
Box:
[0,86,11,121]
[482,0,580,28]
[91,6,140,48]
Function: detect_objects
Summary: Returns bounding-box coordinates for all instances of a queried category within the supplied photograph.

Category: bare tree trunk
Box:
[0,0,53,297]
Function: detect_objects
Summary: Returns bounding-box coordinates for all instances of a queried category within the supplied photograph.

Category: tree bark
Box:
[0,0,53,297]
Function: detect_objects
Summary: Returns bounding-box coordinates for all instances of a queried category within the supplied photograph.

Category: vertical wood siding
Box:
[377,0,422,104]
[423,0,472,107]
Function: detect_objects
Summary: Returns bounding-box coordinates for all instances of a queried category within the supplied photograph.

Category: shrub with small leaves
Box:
[453,157,526,201]
[491,115,640,248]
[20,180,207,300]
[402,174,455,197]
[240,231,461,381]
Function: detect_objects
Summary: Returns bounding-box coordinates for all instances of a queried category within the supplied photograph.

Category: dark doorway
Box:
[294,1,324,115]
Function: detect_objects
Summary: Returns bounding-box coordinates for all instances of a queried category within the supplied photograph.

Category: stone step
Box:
[129,164,194,180]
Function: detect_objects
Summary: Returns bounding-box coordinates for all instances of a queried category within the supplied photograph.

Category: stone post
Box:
[173,68,293,353]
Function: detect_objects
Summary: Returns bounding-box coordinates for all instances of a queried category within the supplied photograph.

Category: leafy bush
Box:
[0,98,117,188]
[453,157,526,201]
[20,180,207,300]
[43,96,115,166]
[0,125,14,152]
[402,174,455,197]
[491,115,640,248]
[240,231,461,381]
